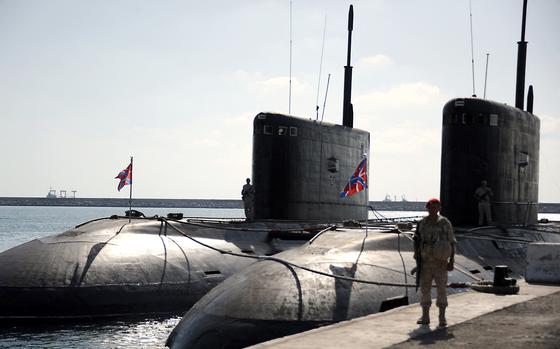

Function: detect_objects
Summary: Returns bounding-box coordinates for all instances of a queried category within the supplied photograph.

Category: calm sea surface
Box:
[0,206,558,348]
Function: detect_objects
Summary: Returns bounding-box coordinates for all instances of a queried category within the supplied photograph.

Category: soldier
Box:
[414,198,456,327]
[241,178,255,220]
[474,180,493,225]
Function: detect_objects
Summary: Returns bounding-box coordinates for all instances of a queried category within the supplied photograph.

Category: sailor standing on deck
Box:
[241,178,255,220]
[414,198,456,327]
[474,180,493,226]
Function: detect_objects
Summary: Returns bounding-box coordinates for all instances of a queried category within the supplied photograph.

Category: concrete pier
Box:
[249,281,560,349]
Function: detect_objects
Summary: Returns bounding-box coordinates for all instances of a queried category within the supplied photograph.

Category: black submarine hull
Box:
[0,216,318,320]
[166,225,560,349]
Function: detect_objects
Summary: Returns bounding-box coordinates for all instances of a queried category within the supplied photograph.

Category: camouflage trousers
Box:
[478,201,492,225]
[243,199,254,220]
[419,261,448,307]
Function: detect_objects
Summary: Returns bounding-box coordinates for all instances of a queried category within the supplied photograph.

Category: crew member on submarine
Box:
[241,178,255,220]
[474,180,493,225]
[414,198,456,327]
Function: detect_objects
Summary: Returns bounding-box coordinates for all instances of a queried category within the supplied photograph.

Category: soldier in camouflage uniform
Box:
[474,180,493,226]
[241,178,255,220]
[414,198,456,327]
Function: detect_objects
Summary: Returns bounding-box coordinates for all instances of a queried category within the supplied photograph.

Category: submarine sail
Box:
[440,0,539,226]
[440,99,539,226]
[252,4,369,222]
[252,113,369,221]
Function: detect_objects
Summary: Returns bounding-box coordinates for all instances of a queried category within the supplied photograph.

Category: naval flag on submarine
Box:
[340,156,367,197]
[115,160,133,191]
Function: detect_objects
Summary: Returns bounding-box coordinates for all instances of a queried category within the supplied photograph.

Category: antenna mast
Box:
[288,0,293,114]
[321,73,331,122]
[315,15,327,120]
[469,0,476,97]
[483,53,489,98]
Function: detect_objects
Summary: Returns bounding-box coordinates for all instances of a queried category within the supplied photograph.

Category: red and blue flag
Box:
[115,162,132,191]
[340,157,367,197]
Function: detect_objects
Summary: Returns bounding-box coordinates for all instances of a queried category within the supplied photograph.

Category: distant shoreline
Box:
[1,197,559,213]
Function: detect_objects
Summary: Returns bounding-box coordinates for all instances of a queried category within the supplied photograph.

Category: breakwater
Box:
[1,197,559,213]
[0,197,241,209]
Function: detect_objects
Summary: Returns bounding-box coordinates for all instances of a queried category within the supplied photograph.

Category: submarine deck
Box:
[248,281,560,349]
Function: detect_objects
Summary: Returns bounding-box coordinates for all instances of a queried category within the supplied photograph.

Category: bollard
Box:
[494,265,516,287]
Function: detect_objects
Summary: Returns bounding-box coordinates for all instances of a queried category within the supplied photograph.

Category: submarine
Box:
[165,1,560,348]
[0,8,368,321]
[0,215,338,320]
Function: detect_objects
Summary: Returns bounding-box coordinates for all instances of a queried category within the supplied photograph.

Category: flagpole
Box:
[364,154,368,235]
[129,156,133,223]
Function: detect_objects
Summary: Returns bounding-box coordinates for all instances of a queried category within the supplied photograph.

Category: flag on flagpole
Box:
[115,162,133,191]
[340,157,367,197]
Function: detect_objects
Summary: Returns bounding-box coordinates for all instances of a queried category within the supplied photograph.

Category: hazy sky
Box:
[1,0,559,202]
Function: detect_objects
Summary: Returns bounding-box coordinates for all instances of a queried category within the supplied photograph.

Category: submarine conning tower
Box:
[440,98,540,226]
[251,5,369,222]
[440,0,540,226]
[252,113,369,221]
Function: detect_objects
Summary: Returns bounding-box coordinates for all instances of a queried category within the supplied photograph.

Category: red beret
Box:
[426,198,441,207]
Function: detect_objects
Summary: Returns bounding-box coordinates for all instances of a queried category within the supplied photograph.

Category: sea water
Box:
[0,206,244,253]
[0,206,558,348]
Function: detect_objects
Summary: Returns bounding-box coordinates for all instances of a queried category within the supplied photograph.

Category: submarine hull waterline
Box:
[0,217,319,320]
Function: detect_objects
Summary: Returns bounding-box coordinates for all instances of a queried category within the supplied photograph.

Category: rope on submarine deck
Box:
[160,217,474,289]
[182,218,333,232]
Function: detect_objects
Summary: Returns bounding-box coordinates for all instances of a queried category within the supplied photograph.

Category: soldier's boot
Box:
[438,306,447,327]
[416,306,430,325]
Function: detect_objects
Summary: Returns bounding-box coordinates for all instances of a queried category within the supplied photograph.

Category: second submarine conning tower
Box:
[440,0,539,226]
[440,99,539,226]
[251,5,369,221]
